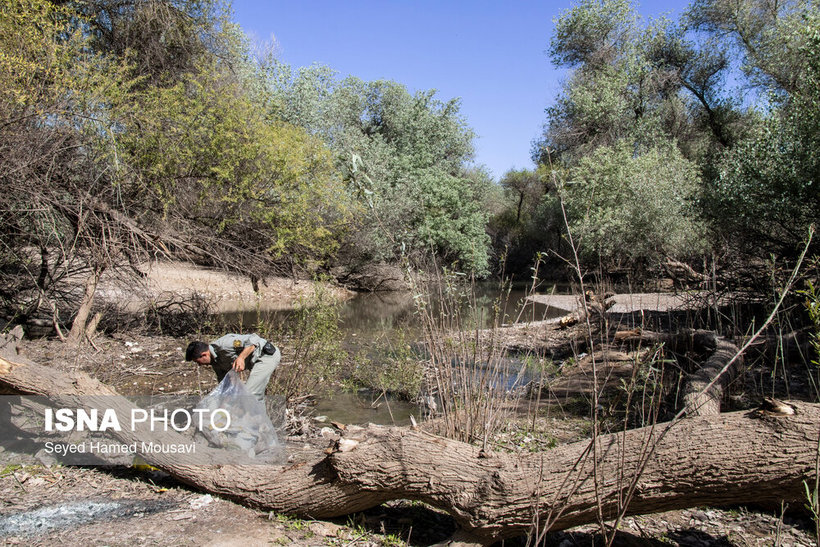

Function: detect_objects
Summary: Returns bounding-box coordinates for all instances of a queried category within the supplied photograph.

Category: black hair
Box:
[185,341,209,361]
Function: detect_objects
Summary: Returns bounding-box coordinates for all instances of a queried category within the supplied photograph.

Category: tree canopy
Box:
[4,0,818,333]
[0,0,492,337]
[0,0,353,335]
[514,0,819,277]
[266,65,492,274]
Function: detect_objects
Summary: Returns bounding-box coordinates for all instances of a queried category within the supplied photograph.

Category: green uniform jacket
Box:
[208,333,269,383]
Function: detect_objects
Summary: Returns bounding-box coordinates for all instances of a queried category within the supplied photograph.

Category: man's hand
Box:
[232,344,255,372]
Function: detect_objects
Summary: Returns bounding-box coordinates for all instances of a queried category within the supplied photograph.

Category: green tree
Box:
[0,0,353,341]
[499,168,544,224]
[686,0,816,95]
[65,0,232,87]
[703,11,820,261]
[537,0,743,165]
[266,65,491,274]
[116,59,351,269]
[533,0,714,270]
[562,143,707,267]
[538,0,648,162]
[488,166,566,276]
[0,0,141,341]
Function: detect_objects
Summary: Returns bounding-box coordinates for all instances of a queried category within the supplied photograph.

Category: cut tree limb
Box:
[0,341,816,544]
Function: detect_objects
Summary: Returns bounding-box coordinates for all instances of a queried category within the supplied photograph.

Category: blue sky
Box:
[230,1,691,180]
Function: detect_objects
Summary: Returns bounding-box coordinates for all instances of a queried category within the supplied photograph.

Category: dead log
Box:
[556,291,615,329]
[613,329,742,416]
[663,258,707,286]
[0,345,818,544]
[681,335,739,416]
[0,349,382,515]
[330,406,817,540]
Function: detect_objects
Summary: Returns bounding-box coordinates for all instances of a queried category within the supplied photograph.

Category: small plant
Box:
[266,280,347,402]
[268,511,310,532]
[0,464,22,477]
[343,515,373,543]
[346,330,425,399]
[799,279,820,370]
[805,478,820,545]
[381,532,407,546]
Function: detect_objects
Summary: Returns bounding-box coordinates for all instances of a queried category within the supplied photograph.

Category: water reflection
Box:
[217,281,567,340]
[215,282,569,425]
[313,390,420,427]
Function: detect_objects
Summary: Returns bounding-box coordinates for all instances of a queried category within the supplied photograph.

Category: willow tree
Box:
[702,10,820,263]
[266,66,492,275]
[687,1,820,264]
[532,0,713,270]
[535,0,819,276]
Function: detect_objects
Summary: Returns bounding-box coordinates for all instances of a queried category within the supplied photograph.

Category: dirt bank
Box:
[97,261,353,312]
[528,291,724,314]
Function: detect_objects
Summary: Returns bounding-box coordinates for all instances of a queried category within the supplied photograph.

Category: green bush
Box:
[269,283,347,401]
[562,143,707,267]
[346,330,425,399]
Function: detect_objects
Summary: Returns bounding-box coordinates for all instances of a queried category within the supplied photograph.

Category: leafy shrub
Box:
[562,143,707,267]
[267,283,347,401]
[346,330,425,399]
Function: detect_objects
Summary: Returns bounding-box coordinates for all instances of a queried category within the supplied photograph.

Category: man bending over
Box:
[185,333,280,402]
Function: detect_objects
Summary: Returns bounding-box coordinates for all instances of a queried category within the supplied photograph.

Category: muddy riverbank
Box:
[97,261,354,313]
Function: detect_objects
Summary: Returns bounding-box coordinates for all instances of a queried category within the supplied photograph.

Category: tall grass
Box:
[410,266,533,446]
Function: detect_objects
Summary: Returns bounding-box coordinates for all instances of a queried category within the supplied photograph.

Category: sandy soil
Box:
[528,292,723,314]
[97,261,353,312]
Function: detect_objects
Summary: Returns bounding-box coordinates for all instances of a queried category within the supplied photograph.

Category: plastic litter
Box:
[189,494,213,509]
[194,370,285,463]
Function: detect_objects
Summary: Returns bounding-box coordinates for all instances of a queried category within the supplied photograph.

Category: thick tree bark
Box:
[681,335,739,416]
[66,265,105,345]
[0,344,817,544]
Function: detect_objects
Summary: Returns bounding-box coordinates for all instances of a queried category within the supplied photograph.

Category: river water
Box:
[219,282,570,425]
[222,282,567,338]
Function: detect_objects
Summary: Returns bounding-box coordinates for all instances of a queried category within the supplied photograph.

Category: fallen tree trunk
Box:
[614,329,742,416]
[681,335,740,416]
[0,349,384,515]
[0,345,817,544]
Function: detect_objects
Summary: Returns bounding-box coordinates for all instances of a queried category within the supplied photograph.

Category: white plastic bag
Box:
[194,370,285,462]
